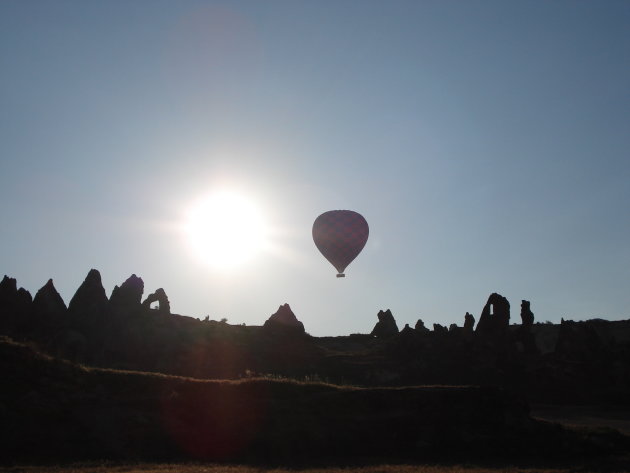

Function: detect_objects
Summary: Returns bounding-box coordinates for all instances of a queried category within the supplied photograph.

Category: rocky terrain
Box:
[1,269,629,404]
[1,269,630,466]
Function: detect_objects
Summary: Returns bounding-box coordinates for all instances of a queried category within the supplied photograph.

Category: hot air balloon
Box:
[312,210,369,277]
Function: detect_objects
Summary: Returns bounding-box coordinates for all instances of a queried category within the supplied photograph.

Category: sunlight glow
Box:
[184,190,267,270]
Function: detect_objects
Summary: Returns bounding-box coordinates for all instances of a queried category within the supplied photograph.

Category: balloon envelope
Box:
[312,210,369,276]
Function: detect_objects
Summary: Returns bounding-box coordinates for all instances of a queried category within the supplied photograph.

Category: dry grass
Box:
[0,464,600,473]
[531,405,630,435]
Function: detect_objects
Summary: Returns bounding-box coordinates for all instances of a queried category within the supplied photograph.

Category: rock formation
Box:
[17,287,31,305]
[68,269,108,318]
[476,293,510,337]
[0,276,32,309]
[109,274,144,312]
[400,323,415,336]
[4,268,630,408]
[31,279,67,332]
[415,318,430,333]
[464,312,475,332]
[371,309,399,338]
[33,279,66,314]
[0,276,32,334]
[556,319,604,361]
[0,275,18,298]
[520,300,534,327]
[64,269,109,357]
[263,303,305,333]
[433,323,448,335]
[142,288,171,314]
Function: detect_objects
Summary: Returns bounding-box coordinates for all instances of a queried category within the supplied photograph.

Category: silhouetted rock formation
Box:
[520,300,534,327]
[556,318,604,361]
[0,275,32,335]
[142,288,171,314]
[109,274,144,312]
[63,269,109,361]
[263,303,305,333]
[400,323,415,336]
[68,269,107,312]
[464,312,475,332]
[2,270,630,406]
[33,279,66,314]
[0,276,32,307]
[371,309,399,338]
[68,269,108,321]
[433,323,448,335]
[0,275,18,299]
[17,287,33,307]
[476,292,510,337]
[415,318,430,332]
[31,279,67,332]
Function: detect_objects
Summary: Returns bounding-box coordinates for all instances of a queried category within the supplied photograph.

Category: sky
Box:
[1,0,628,336]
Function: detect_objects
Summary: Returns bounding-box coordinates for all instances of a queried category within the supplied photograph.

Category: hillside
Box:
[1,336,629,467]
[2,270,630,467]
[1,271,629,404]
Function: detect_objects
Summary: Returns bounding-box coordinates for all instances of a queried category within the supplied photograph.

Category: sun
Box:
[184,190,267,269]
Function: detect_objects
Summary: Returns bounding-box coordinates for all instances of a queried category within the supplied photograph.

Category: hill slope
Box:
[1,336,628,466]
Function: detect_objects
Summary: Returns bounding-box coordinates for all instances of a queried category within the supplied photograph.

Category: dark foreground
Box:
[1,337,629,470]
[3,464,629,473]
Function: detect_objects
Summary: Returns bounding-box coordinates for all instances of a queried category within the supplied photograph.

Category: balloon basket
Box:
[336,273,345,278]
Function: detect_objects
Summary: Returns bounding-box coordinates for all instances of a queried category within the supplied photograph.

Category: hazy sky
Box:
[1,0,628,336]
